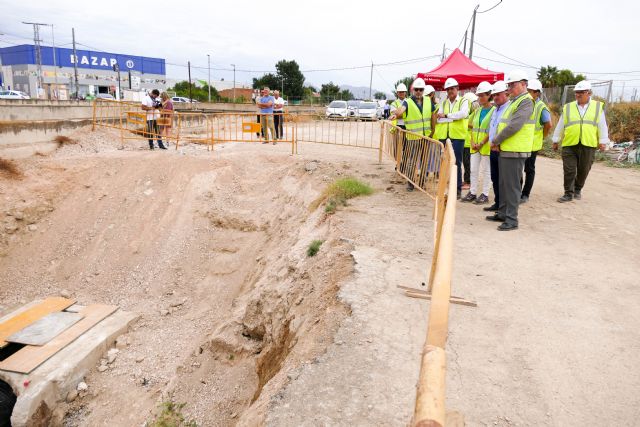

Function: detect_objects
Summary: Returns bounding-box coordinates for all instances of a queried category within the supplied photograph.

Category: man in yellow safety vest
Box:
[552,80,609,202]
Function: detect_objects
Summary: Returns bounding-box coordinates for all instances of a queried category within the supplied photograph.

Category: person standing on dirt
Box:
[273,90,285,140]
[552,80,609,202]
[484,81,510,213]
[256,87,277,144]
[160,92,174,143]
[520,79,552,204]
[141,89,166,150]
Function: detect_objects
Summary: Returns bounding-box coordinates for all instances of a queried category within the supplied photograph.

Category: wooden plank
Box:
[404,291,478,308]
[7,312,84,346]
[0,297,75,348]
[0,304,117,374]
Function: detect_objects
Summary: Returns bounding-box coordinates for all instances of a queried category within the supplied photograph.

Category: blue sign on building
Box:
[0,44,165,75]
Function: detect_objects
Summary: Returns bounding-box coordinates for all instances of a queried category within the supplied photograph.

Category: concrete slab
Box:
[0,309,139,427]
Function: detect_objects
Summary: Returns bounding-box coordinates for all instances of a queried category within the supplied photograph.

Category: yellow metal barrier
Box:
[293,114,382,154]
[210,112,296,154]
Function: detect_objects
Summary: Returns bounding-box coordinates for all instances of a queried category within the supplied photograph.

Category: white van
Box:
[326,100,348,119]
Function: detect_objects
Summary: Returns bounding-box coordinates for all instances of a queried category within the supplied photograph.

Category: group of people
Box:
[389,71,609,231]
[141,89,174,150]
[254,87,286,144]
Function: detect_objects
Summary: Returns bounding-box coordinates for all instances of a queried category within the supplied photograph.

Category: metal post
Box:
[369,61,373,100]
[50,24,58,99]
[469,5,479,60]
[463,30,468,55]
[23,22,46,98]
[72,28,80,99]
[0,33,4,90]
[128,70,132,90]
[188,61,192,106]
[441,44,446,62]
[207,54,211,103]
[231,64,236,102]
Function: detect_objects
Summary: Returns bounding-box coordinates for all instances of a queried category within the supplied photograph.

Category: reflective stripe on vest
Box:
[470,106,495,156]
[434,97,469,140]
[562,100,602,148]
[404,97,432,140]
[532,100,549,151]
[496,93,535,153]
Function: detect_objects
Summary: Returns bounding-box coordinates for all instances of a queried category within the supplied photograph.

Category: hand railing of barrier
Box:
[209,112,296,155]
[293,113,382,151]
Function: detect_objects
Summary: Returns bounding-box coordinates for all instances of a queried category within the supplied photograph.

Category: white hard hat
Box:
[505,69,528,84]
[475,81,493,94]
[412,78,426,89]
[527,79,543,92]
[395,83,408,92]
[574,80,592,91]
[491,80,508,94]
[444,78,459,89]
[424,85,435,95]
[463,92,478,102]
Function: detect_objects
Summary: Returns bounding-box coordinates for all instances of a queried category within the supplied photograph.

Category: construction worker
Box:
[389,78,433,191]
[435,77,470,199]
[484,80,510,213]
[461,82,495,204]
[462,92,479,190]
[552,80,609,202]
[520,79,552,203]
[485,70,534,231]
[390,83,408,130]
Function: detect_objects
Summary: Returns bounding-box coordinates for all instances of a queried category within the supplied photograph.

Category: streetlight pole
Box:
[207,54,211,103]
[0,33,4,90]
[49,24,58,99]
[231,64,236,102]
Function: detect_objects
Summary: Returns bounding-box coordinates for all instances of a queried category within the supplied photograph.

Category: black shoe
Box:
[149,145,154,150]
[483,203,499,212]
[519,195,529,204]
[461,192,476,203]
[486,214,505,222]
[158,144,167,150]
[457,190,462,200]
[574,191,581,200]
[497,223,518,231]
[557,194,573,203]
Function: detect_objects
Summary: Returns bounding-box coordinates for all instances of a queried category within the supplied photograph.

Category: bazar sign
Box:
[69,54,134,69]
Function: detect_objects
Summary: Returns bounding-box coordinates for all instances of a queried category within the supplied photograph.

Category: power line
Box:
[477,0,503,14]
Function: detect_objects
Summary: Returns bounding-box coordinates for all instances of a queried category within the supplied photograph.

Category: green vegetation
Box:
[253,59,305,98]
[311,177,374,213]
[149,401,197,427]
[307,240,324,257]
[537,66,586,88]
[607,102,640,143]
[319,82,354,102]
[167,81,220,102]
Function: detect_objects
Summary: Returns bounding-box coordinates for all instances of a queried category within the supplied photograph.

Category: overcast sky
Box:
[2,0,640,98]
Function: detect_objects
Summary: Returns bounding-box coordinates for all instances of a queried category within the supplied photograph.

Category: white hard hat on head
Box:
[574,80,592,91]
[491,80,508,94]
[395,83,408,92]
[412,78,426,89]
[444,78,459,89]
[505,69,528,84]
[475,81,493,94]
[527,79,543,92]
[463,92,478,102]
[424,85,435,95]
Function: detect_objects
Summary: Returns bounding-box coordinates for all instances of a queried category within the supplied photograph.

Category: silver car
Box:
[0,90,31,99]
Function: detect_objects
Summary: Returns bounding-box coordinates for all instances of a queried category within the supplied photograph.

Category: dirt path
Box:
[1,128,639,426]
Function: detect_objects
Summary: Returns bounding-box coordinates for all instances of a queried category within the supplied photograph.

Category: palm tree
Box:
[538,66,559,87]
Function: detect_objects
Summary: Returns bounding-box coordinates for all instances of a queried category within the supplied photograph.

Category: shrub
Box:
[307,240,324,257]
[607,102,640,143]
[149,401,197,427]
[310,177,373,213]
[0,158,23,179]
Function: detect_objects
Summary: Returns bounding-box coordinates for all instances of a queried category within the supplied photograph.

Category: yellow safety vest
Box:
[497,93,535,153]
[434,97,469,140]
[464,103,478,148]
[404,97,432,140]
[561,100,603,148]
[470,106,495,156]
[391,99,403,127]
[531,99,550,152]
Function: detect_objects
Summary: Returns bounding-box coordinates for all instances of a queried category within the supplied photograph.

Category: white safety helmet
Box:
[527,79,543,92]
[395,83,408,92]
[574,80,592,91]
[475,81,493,95]
[443,78,459,89]
[412,78,426,89]
[463,92,478,103]
[505,69,528,84]
[424,85,436,95]
[491,80,508,94]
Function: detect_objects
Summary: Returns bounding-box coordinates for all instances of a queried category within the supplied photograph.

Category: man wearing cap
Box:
[484,80,510,212]
[486,70,534,231]
[520,79,552,203]
[389,78,435,191]
[434,77,470,199]
[552,80,609,202]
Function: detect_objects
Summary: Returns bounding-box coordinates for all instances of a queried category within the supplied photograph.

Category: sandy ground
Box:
[0,126,639,426]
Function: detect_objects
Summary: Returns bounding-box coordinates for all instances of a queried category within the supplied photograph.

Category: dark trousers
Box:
[273,112,284,139]
[146,120,163,147]
[463,147,471,184]
[490,151,500,206]
[562,143,596,196]
[521,150,539,198]
[256,115,264,137]
[498,156,526,226]
[440,138,464,193]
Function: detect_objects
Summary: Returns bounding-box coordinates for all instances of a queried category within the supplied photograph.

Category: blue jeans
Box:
[440,138,464,192]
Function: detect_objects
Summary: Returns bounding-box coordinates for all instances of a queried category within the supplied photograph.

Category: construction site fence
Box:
[209,112,297,154]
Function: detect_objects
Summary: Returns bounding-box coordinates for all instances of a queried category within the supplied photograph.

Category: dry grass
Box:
[54,135,76,145]
[310,177,373,212]
[0,158,24,179]
[607,102,640,143]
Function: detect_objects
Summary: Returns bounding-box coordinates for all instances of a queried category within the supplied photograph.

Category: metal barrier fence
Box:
[210,112,296,154]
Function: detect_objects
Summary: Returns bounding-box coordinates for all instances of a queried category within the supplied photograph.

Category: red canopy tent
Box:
[417,48,504,90]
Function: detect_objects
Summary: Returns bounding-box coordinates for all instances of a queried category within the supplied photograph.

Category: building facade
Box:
[0,44,166,100]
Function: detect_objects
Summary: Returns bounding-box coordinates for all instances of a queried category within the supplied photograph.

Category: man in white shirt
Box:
[273,90,285,140]
[141,89,166,150]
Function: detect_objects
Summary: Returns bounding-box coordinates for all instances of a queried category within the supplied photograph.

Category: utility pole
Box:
[49,24,58,99]
[72,28,80,99]
[0,32,4,90]
[188,61,192,106]
[113,63,121,100]
[231,64,236,102]
[23,21,47,98]
[469,5,479,60]
[207,54,211,103]
[463,30,468,55]
[369,61,373,100]
[441,44,446,61]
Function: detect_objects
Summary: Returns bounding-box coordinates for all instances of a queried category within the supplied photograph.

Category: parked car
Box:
[356,101,379,120]
[96,93,115,100]
[326,100,349,119]
[171,96,194,103]
[0,90,31,99]
[347,100,360,117]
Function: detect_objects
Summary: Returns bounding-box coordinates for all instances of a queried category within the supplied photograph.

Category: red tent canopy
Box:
[417,48,504,90]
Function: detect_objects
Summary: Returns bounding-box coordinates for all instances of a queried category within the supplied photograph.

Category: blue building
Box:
[0,44,166,99]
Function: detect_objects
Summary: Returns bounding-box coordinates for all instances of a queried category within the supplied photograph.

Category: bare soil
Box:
[0,126,639,426]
